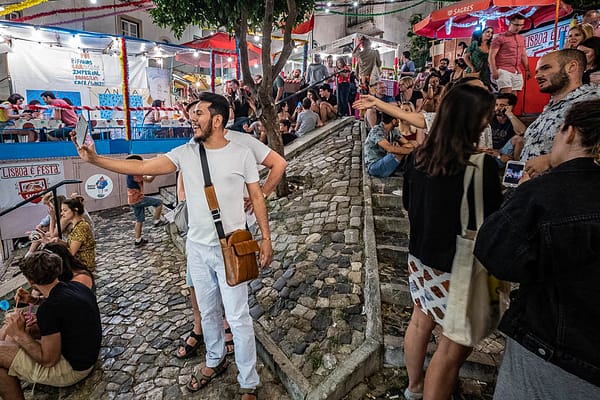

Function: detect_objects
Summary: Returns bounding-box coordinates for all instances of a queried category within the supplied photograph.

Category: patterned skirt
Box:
[408,254,451,325]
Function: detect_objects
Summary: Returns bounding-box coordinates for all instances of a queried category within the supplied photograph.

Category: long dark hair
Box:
[416,84,494,176]
[472,27,493,47]
[562,99,600,165]
[579,37,600,69]
[43,242,91,281]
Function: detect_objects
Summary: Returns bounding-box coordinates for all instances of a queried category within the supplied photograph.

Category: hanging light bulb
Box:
[326,1,332,6]
[227,56,233,62]
[325,8,330,13]
[193,50,199,58]
[353,1,359,7]
[254,35,260,42]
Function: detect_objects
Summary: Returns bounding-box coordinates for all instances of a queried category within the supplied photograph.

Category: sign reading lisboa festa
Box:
[85,174,114,199]
[0,161,65,209]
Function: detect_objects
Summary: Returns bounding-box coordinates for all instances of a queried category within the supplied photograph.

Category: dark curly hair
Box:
[17,251,62,285]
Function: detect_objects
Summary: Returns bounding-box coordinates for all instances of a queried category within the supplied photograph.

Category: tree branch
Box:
[237,10,253,88]
[273,0,298,78]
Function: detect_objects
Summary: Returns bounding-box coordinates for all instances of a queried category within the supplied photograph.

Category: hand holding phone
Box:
[502,161,525,187]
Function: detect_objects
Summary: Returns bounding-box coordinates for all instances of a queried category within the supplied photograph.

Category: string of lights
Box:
[317,0,429,16]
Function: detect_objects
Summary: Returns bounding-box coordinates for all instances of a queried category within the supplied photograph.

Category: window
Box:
[347,4,373,27]
[4,11,22,20]
[119,16,141,38]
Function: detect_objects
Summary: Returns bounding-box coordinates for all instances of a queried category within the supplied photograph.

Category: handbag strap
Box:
[198,143,226,240]
[459,153,485,236]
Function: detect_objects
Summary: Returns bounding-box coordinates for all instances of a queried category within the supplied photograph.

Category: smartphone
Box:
[297,101,302,108]
[502,161,525,187]
[74,114,89,147]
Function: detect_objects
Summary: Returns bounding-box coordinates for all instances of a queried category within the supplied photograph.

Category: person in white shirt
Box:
[71,92,271,400]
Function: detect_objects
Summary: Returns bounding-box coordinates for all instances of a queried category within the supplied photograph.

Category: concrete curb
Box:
[284,117,354,160]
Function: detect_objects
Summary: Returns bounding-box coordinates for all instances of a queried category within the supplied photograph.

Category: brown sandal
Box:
[185,358,228,392]
[225,327,235,356]
[240,387,258,399]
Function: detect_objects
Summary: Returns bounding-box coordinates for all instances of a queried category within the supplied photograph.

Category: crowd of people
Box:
[353,16,600,400]
[1,11,600,400]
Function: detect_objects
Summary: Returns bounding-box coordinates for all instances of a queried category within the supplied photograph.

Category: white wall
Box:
[16,0,202,45]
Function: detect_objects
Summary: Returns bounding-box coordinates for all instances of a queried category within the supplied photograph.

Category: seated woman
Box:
[58,198,96,271]
[277,102,291,122]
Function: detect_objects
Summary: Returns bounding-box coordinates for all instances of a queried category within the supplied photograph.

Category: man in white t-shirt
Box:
[175,111,287,365]
[71,92,271,400]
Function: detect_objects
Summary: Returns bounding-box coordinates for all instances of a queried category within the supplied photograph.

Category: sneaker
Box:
[153,219,167,227]
[392,189,402,196]
[134,238,148,246]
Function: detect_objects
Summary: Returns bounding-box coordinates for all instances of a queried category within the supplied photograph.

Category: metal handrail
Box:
[0,179,82,236]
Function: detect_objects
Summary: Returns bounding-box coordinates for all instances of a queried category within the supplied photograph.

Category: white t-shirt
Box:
[225,131,270,164]
[225,131,271,226]
[166,140,259,246]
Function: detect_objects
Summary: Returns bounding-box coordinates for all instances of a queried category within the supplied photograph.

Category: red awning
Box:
[413,0,572,39]
[176,32,262,67]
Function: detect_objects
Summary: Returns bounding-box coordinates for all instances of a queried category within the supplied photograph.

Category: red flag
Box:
[291,15,314,35]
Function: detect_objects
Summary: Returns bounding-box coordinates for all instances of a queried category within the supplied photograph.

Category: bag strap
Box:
[198,143,226,240]
[459,153,485,235]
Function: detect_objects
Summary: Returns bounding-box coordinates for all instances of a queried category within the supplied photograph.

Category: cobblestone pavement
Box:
[9,121,366,399]
[250,122,366,386]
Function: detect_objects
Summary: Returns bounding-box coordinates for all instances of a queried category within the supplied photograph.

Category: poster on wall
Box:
[71,51,105,87]
[85,174,113,199]
[146,67,171,106]
[0,161,65,209]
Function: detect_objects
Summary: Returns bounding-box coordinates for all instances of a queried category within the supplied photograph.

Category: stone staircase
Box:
[369,175,504,385]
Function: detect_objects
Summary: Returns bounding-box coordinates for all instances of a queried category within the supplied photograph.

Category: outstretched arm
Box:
[72,135,177,176]
[354,95,426,128]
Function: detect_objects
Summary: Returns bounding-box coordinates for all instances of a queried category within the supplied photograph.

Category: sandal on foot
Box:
[185,358,229,392]
[404,388,423,400]
[240,387,258,399]
[176,331,203,359]
[225,327,235,356]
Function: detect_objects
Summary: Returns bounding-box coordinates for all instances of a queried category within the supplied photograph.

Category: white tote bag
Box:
[443,153,495,347]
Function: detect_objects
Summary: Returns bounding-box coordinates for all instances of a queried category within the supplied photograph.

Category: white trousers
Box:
[186,239,259,389]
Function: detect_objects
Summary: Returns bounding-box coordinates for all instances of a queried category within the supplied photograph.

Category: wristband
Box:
[262,237,271,241]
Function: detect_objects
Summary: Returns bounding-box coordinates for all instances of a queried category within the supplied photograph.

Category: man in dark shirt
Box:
[438,58,453,86]
[318,84,338,124]
[482,93,526,164]
[0,252,101,399]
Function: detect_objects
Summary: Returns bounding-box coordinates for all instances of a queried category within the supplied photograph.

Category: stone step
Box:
[158,185,177,207]
[383,333,501,383]
[380,282,412,306]
[372,193,403,209]
[376,244,408,265]
[374,216,409,234]
[371,178,403,196]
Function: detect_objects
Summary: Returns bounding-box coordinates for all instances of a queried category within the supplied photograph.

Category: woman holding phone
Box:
[475,99,600,399]
[401,84,502,399]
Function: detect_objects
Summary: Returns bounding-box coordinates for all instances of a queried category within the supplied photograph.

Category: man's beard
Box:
[193,121,213,143]
[539,69,570,94]
[439,65,447,71]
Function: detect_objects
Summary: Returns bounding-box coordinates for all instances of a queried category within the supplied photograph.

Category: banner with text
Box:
[0,161,66,210]
[71,51,105,86]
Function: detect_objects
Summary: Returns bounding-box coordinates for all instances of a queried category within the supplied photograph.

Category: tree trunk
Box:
[258,86,290,197]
